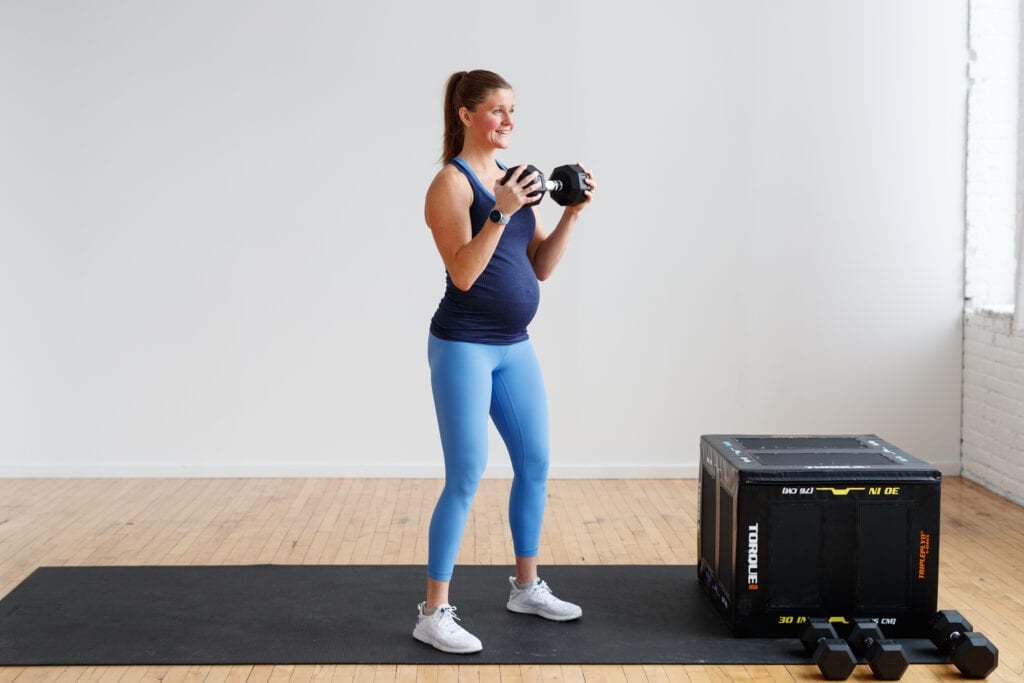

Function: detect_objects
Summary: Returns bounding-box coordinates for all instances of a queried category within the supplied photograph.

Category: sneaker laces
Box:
[434,605,465,635]
[526,579,557,602]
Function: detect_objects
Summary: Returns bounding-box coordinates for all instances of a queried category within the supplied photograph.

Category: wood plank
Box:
[0,478,1021,681]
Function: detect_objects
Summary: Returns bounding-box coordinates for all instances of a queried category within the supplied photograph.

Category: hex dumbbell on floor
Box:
[930,610,999,679]
[798,620,857,680]
[847,621,909,680]
[502,164,591,206]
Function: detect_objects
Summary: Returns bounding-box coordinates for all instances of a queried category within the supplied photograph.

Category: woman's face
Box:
[461,88,515,151]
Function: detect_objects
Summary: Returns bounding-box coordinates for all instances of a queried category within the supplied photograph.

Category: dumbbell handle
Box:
[508,168,560,193]
[523,176,568,197]
[854,633,898,652]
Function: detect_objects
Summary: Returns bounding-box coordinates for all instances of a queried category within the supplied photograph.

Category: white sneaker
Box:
[413,602,483,654]
[506,577,583,621]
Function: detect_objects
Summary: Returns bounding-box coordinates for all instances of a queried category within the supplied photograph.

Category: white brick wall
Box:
[961,0,1024,504]
[962,310,1024,504]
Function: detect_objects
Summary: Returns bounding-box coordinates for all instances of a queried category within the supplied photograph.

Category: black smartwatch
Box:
[489,208,511,225]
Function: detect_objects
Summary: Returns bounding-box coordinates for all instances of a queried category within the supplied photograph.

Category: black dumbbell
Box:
[847,621,909,680]
[501,164,592,206]
[930,610,999,679]
[798,620,857,680]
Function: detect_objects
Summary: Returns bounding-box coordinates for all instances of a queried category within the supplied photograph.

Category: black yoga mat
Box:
[0,564,948,666]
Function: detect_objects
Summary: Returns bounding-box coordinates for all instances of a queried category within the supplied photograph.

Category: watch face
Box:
[490,209,505,224]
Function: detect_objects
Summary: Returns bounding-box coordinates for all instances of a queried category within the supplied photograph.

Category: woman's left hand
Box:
[566,162,596,215]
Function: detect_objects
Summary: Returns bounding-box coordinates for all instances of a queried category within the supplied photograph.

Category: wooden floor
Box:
[0,477,1021,682]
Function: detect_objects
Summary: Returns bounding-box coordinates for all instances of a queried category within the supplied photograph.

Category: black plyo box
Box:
[697,435,941,638]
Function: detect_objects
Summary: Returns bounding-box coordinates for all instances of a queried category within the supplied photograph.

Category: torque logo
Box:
[747,523,759,590]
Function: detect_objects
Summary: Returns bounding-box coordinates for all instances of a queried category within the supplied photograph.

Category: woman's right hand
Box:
[492,165,541,216]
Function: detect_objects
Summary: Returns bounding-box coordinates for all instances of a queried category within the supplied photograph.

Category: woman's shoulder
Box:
[427,163,472,202]
[434,161,464,181]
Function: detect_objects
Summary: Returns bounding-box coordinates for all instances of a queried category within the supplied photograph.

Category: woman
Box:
[414,69,596,654]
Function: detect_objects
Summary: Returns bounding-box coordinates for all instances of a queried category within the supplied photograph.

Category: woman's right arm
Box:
[425,165,532,292]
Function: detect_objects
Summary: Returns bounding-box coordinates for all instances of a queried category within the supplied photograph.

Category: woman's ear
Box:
[458,106,472,127]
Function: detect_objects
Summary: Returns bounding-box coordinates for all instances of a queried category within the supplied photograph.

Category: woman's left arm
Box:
[527,164,596,281]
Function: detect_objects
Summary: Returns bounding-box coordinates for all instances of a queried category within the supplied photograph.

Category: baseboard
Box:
[961,470,1024,507]
[0,463,700,479]
[0,460,964,480]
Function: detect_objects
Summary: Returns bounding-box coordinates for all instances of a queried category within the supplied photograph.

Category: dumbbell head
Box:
[847,621,885,654]
[848,621,908,681]
[502,164,546,206]
[799,620,839,653]
[813,640,858,680]
[799,621,855,680]
[929,610,973,652]
[548,164,591,206]
[930,611,999,679]
[951,631,999,679]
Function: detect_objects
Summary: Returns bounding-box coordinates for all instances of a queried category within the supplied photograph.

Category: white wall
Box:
[0,1,968,477]
[965,0,1019,308]
[960,0,1024,505]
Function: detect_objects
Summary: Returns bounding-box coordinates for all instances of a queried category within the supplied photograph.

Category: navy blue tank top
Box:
[430,158,540,344]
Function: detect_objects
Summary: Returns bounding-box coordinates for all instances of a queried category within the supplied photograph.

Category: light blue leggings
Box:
[427,334,550,581]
